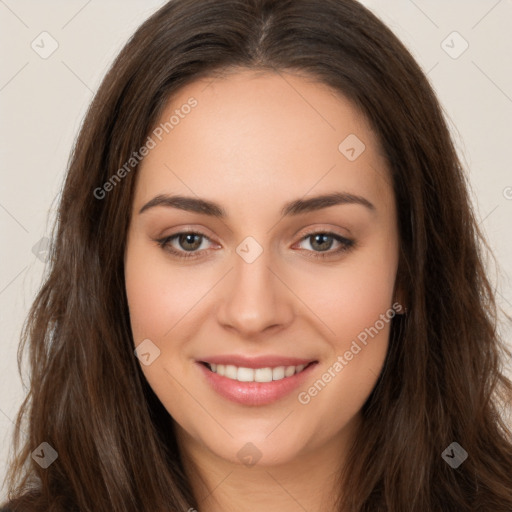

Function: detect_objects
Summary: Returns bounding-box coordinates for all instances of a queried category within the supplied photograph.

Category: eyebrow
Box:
[138,191,376,218]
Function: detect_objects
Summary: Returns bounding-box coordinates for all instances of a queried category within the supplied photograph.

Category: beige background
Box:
[1,0,511,498]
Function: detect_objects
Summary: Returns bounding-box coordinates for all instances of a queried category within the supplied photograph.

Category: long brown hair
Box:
[3,0,512,510]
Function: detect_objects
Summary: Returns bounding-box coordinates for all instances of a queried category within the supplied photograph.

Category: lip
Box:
[196,359,318,406]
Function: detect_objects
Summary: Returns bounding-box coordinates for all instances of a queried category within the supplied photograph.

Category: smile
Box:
[203,362,313,382]
[197,358,319,406]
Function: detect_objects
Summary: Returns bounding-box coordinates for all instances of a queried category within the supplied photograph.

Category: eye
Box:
[155,231,213,260]
[294,230,355,260]
[154,230,355,261]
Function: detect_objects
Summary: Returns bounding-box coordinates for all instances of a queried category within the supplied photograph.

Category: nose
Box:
[216,247,294,338]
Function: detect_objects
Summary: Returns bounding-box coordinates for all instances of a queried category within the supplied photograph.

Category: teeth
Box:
[225,365,238,379]
[272,366,285,380]
[254,368,272,382]
[237,367,254,382]
[284,365,296,377]
[206,362,310,382]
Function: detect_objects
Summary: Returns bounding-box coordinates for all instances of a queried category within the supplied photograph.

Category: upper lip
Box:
[198,354,318,369]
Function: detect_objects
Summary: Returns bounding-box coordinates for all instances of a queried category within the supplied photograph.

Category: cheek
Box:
[332,263,396,339]
[295,290,393,433]
[124,237,200,421]
[124,236,207,342]
[293,237,398,344]
[293,238,397,407]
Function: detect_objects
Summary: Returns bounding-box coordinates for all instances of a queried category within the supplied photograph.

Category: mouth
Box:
[196,358,319,406]
[199,361,317,383]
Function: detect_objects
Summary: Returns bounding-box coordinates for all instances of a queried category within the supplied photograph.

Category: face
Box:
[124,69,401,468]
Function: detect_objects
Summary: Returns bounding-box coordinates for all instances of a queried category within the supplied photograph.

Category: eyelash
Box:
[154,229,355,261]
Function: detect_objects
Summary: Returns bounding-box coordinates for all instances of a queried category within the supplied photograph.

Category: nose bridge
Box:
[217,236,292,335]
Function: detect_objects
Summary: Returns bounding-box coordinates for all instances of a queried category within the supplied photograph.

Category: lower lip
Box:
[197,362,318,406]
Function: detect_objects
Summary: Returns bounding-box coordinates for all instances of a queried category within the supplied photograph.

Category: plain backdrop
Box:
[1,0,511,499]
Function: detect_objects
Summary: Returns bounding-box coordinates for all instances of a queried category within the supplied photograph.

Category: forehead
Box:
[135,70,393,214]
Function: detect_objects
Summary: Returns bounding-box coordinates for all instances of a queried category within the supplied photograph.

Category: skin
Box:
[124,69,404,512]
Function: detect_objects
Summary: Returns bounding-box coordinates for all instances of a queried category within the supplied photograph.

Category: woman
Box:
[2,0,512,510]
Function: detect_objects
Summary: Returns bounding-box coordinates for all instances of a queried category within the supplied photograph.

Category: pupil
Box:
[313,234,332,251]
[181,234,201,250]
